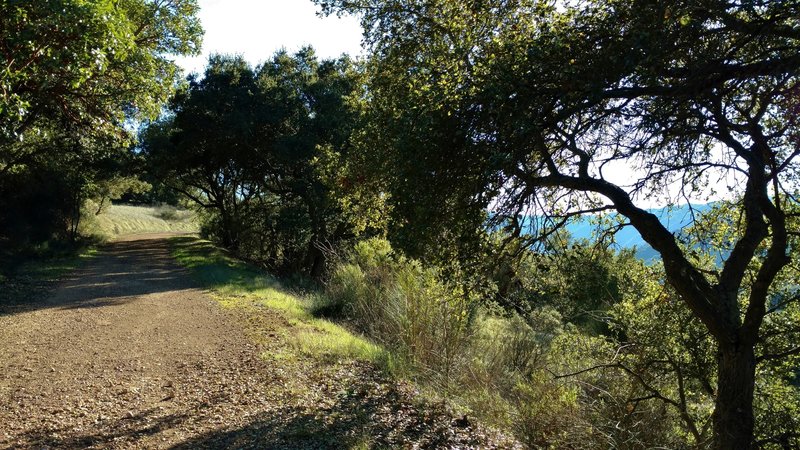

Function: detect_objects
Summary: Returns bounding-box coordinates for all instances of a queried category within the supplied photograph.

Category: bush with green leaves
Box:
[319,232,799,448]
[319,238,681,447]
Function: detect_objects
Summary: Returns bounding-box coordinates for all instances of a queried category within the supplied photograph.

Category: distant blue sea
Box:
[540,203,714,261]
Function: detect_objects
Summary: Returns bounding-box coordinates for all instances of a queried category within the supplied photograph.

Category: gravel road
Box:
[0,234,281,448]
[0,233,517,449]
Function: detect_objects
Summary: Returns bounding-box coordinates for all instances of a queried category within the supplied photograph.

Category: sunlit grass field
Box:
[90,204,198,238]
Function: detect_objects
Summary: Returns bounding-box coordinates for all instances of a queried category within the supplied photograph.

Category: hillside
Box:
[90,204,199,238]
[564,203,715,260]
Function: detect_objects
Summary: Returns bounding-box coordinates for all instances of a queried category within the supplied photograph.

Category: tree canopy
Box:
[0,0,202,252]
[143,49,363,276]
[316,0,800,447]
[1,0,201,146]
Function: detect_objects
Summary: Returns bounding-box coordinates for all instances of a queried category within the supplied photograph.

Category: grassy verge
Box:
[0,246,97,308]
[169,236,390,367]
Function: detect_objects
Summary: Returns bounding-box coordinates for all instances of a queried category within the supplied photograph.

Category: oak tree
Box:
[317,0,800,447]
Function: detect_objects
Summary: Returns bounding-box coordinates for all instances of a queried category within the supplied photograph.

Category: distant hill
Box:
[563,203,715,261]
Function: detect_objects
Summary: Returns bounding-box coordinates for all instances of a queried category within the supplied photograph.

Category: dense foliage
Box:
[5,0,798,448]
[316,0,800,447]
[143,50,364,277]
[0,0,202,260]
[315,228,798,448]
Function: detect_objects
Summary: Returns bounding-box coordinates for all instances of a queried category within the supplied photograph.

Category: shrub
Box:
[319,238,720,448]
[320,239,613,446]
[321,238,476,385]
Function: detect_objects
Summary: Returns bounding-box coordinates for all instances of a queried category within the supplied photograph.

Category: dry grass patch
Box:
[88,204,198,238]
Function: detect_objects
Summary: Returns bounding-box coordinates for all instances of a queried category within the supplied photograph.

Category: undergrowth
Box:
[314,238,659,448]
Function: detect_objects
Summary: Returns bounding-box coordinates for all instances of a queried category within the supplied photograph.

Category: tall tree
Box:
[0,0,202,248]
[145,50,363,277]
[146,55,259,250]
[317,0,800,447]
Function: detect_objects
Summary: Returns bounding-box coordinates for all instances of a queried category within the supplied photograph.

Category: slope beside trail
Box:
[0,233,514,449]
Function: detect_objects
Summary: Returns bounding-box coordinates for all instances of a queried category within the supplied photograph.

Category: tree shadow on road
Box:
[9,366,477,450]
[0,237,198,317]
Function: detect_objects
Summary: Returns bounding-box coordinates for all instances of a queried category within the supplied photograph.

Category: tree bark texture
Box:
[712,342,757,450]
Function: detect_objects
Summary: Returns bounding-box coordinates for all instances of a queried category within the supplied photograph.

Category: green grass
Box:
[89,204,198,238]
[0,246,96,304]
[169,236,389,366]
[18,248,97,278]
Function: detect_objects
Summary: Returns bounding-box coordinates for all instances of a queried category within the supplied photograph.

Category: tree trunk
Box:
[713,341,756,450]
[305,236,326,280]
[219,207,237,251]
[69,192,82,242]
[303,193,327,280]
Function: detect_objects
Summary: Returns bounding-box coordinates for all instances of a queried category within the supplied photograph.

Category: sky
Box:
[173,0,364,75]
[171,0,731,209]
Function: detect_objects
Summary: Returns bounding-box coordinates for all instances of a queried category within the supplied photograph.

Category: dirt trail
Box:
[0,234,277,448]
[0,234,513,449]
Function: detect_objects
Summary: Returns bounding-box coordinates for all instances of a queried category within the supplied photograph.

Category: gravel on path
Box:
[0,233,517,449]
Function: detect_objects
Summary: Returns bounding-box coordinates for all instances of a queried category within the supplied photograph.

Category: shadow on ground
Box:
[168,236,307,295]
[0,237,196,316]
[169,379,468,450]
[13,367,472,450]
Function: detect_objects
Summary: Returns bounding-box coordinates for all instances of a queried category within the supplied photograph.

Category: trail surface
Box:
[0,234,511,449]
